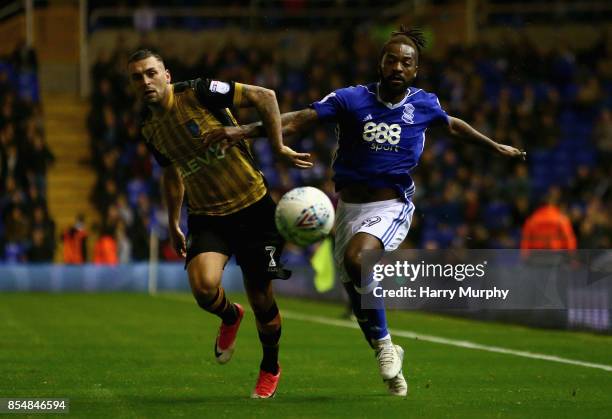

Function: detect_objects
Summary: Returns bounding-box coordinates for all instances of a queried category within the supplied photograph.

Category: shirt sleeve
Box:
[309,88,349,123]
[424,93,450,126]
[193,78,242,109]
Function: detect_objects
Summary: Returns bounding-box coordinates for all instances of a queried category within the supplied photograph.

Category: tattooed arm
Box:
[221,84,312,168]
[202,108,319,156]
[237,84,284,152]
[240,109,320,139]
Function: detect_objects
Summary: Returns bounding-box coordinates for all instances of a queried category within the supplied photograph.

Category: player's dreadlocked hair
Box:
[380,25,426,63]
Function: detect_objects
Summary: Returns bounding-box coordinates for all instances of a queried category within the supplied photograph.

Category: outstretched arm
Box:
[202,108,319,153]
[205,84,312,168]
[238,84,284,152]
[241,109,320,139]
[446,116,526,159]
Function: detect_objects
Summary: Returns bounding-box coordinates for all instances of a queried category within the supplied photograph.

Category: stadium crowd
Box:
[0,44,57,263]
[81,31,610,264]
[5,28,610,264]
[84,30,612,263]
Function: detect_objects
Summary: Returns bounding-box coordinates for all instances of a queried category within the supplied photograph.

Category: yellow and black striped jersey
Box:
[141,78,267,216]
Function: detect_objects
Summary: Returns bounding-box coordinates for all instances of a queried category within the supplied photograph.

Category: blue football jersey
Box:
[311,83,449,201]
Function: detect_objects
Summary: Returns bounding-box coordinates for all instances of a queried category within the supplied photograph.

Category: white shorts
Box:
[334,198,415,284]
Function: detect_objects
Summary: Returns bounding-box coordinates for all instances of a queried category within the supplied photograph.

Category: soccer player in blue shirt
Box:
[203,26,525,396]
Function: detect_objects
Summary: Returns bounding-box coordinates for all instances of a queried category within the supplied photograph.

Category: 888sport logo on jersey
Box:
[362,122,402,152]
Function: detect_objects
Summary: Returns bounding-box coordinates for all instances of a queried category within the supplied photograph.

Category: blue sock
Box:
[366,305,389,342]
[342,280,389,347]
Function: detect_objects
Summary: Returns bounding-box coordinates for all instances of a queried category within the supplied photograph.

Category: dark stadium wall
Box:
[0,14,28,56]
[87,23,612,68]
[87,28,338,70]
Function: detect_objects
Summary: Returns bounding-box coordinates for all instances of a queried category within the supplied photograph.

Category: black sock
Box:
[258,327,281,374]
[220,303,238,325]
[195,288,238,325]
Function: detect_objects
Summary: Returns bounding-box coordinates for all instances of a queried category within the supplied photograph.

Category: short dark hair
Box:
[380,25,426,64]
[128,49,165,66]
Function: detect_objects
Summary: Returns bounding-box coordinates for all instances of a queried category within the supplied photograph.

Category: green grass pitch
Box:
[1,293,611,418]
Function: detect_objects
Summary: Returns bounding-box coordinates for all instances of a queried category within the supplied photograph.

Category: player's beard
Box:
[380,75,409,94]
[378,66,410,94]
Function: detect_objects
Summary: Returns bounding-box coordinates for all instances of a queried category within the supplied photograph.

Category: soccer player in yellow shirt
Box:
[128,49,312,398]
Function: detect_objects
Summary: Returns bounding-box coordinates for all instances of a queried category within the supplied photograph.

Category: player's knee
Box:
[187,254,226,296]
[188,271,222,298]
[253,301,281,331]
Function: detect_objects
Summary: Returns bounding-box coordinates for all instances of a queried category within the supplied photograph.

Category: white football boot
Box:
[374,340,403,380]
[380,344,408,396]
[384,368,408,396]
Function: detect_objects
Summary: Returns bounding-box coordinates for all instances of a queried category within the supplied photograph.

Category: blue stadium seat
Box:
[483,202,511,230]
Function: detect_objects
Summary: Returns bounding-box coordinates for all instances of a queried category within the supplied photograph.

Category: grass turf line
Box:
[1,293,610,418]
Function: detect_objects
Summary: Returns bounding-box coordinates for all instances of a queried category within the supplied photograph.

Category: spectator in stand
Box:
[30,204,55,254]
[27,227,54,262]
[93,225,118,265]
[25,133,54,195]
[4,206,30,260]
[62,214,88,264]
[0,44,55,262]
[520,187,577,250]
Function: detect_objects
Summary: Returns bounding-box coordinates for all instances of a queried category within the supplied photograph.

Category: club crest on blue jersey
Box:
[402,103,415,124]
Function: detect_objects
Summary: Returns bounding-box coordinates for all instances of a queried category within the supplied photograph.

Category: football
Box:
[275,187,335,246]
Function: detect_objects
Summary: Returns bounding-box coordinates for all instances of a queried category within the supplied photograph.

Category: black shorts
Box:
[185,193,290,281]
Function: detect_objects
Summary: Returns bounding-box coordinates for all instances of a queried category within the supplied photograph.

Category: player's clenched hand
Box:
[496,144,527,160]
[275,145,313,169]
[169,226,187,258]
[201,126,244,150]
